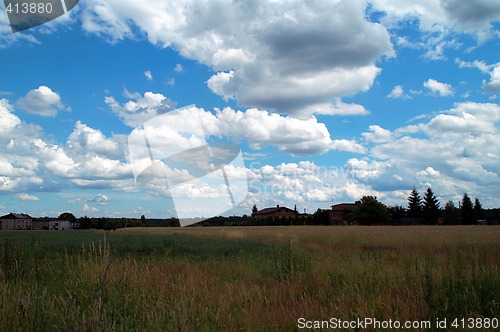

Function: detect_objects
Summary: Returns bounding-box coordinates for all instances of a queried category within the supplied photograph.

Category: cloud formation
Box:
[424,79,454,96]
[370,0,500,34]
[483,64,500,92]
[67,121,123,160]
[3,94,500,213]
[105,91,176,127]
[387,85,411,99]
[242,160,376,211]
[90,194,109,205]
[357,102,500,206]
[0,9,41,48]
[81,0,393,116]
[441,0,500,31]
[0,98,134,194]
[455,58,500,92]
[17,86,70,117]
[174,64,183,73]
[369,0,500,61]
[17,193,39,201]
[107,91,366,156]
[223,101,500,210]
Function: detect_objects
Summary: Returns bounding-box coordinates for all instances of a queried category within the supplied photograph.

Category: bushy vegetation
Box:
[251,209,330,226]
[352,196,390,225]
[1,227,499,331]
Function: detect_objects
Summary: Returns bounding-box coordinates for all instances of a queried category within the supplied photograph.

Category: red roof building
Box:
[329,203,358,225]
[252,205,298,220]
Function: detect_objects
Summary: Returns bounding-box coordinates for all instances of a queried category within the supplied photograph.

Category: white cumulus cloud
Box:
[17,193,39,201]
[17,86,70,117]
[388,85,411,99]
[83,203,100,213]
[1,97,135,193]
[105,91,176,127]
[369,0,500,60]
[67,121,123,160]
[369,0,500,34]
[455,59,500,92]
[357,102,500,207]
[424,79,454,96]
[483,64,500,92]
[110,90,367,156]
[90,194,110,205]
[81,0,394,116]
[0,99,21,131]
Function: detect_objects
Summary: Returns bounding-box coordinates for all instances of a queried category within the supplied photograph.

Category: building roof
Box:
[0,213,33,220]
[253,205,297,215]
[331,203,357,211]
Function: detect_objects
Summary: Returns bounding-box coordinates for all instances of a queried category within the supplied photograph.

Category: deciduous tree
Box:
[389,205,406,225]
[443,201,459,225]
[79,216,94,229]
[352,196,390,226]
[59,212,77,223]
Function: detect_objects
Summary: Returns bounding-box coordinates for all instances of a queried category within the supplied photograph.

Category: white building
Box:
[49,220,71,231]
[0,213,33,230]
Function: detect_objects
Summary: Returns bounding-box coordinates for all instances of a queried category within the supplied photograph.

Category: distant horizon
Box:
[4,196,499,220]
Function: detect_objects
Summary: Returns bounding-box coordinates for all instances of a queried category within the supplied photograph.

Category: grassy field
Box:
[0,226,499,331]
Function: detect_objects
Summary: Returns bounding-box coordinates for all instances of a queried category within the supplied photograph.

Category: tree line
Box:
[54,187,497,229]
[56,213,180,230]
[352,187,492,225]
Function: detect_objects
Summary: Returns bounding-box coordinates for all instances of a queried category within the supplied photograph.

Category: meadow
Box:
[0,226,499,331]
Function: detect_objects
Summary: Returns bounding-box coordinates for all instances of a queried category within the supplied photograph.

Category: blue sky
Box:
[1,0,500,219]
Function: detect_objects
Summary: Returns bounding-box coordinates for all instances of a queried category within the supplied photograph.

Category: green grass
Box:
[0,227,499,331]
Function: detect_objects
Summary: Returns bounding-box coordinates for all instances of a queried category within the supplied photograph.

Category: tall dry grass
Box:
[0,226,499,331]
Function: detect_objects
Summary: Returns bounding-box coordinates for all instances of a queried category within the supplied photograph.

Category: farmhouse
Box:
[329,203,358,225]
[0,213,33,230]
[32,217,73,230]
[252,205,298,220]
[1,214,74,231]
[49,220,71,231]
[32,218,50,230]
